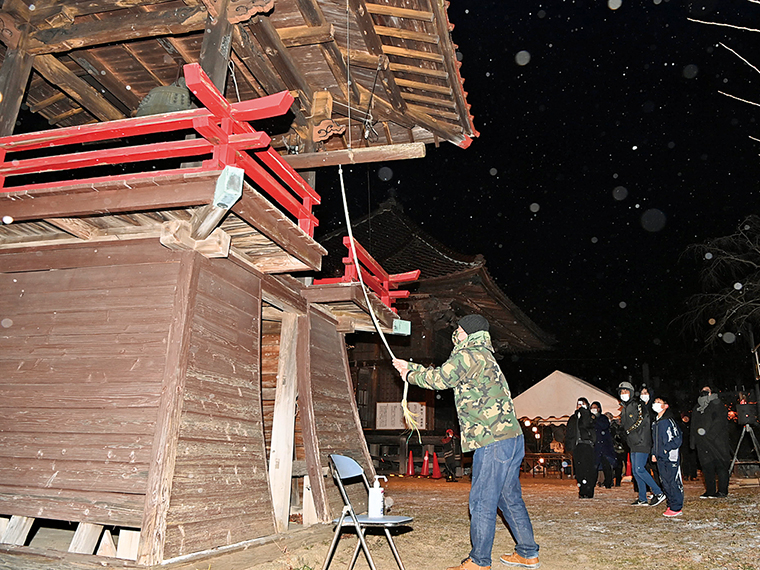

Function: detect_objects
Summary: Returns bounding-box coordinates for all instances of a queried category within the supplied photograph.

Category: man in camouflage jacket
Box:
[393,315,540,570]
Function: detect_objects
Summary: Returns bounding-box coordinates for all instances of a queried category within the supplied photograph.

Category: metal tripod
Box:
[729,423,760,474]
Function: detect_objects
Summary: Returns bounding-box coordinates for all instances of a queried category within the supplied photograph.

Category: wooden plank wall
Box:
[262,322,305,463]
[163,258,275,559]
[307,309,374,515]
[0,242,181,528]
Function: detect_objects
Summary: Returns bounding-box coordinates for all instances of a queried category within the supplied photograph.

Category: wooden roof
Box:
[0,0,477,164]
[0,0,475,332]
[319,199,556,352]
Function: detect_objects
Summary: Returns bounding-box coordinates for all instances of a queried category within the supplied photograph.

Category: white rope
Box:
[228,60,241,103]
[339,3,416,437]
[337,165,419,436]
[338,165,394,358]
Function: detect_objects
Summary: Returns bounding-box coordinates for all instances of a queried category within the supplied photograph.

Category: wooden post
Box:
[198,0,233,93]
[0,515,34,546]
[136,252,200,565]
[302,475,318,526]
[297,309,330,522]
[69,522,103,554]
[268,312,300,533]
[116,529,141,560]
[0,45,34,137]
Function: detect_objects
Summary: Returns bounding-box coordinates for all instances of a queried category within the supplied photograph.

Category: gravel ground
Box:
[272,475,760,570]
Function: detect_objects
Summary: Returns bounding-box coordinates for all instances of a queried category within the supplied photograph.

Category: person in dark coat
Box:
[618,381,665,506]
[679,412,698,481]
[691,385,732,498]
[442,428,461,482]
[609,414,628,486]
[566,397,597,498]
[651,396,684,517]
[590,402,617,488]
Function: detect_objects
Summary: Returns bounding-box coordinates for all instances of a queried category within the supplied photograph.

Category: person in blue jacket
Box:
[651,396,684,517]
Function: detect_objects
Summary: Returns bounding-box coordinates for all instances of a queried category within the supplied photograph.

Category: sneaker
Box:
[663,508,682,517]
[631,498,649,506]
[700,492,717,499]
[500,552,540,569]
[649,493,666,506]
[448,558,491,570]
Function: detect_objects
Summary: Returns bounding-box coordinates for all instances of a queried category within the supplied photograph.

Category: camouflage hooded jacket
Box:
[406,330,522,452]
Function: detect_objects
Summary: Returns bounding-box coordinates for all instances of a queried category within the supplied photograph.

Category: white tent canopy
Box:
[513,370,621,424]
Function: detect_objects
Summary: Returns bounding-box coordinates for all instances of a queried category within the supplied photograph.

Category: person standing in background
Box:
[566,397,597,498]
[691,385,731,498]
[651,396,684,517]
[609,414,628,487]
[618,381,665,507]
[590,402,616,489]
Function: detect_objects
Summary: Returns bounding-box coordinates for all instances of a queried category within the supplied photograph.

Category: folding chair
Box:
[322,454,413,570]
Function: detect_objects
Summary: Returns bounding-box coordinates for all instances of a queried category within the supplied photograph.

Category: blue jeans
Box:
[469,435,539,565]
[631,451,662,501]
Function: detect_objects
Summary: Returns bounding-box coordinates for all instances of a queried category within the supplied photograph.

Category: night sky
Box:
[315,0,760,399]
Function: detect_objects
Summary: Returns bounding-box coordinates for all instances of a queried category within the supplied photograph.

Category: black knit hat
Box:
[458,314,490,334]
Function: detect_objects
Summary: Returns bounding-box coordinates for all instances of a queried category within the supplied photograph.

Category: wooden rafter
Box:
[283,142,425,169]
[348,0,407,113]
[395,77,452,95]
[247,16,314,109]
[295,0,360,105]
[278,23,334,47]
[33,54,125,121]
[22,5,208,54]
[364,3,434,22]
[68,49,140,110]
[400,90,457,109]
[374,25,439,44]
[341,48,447,79]
[382,44,444,63]
[429,0,472,135]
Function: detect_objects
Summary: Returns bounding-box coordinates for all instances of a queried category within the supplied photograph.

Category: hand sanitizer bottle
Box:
[368,475,387,518]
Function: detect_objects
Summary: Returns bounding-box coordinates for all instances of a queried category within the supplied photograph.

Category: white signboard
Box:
[376,402,427,430]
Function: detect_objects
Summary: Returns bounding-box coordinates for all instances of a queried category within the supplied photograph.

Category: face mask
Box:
[578,402,587,409]
[652,403,663,413]
[640,394,650,403]
[700,390,710,398]
[591,409,599,415]
[620,394,630,402]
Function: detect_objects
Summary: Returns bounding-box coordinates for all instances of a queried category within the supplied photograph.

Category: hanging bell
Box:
[135,78,195,117]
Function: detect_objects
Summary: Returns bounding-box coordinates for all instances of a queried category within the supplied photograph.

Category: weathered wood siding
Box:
[163,258,274,559]
[307,309,373,514]
[0,241,181,527]
[262,324,305,462]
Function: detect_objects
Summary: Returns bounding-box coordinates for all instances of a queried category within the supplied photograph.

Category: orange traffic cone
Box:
[421,450,430,477]
[431,452,443,479]
[406,450,415,476]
